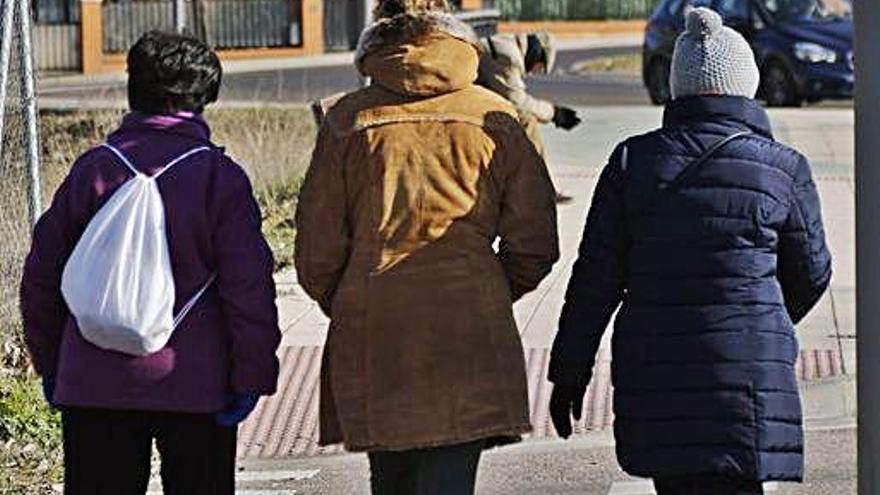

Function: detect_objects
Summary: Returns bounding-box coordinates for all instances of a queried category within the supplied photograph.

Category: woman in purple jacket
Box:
[20,31,281,494]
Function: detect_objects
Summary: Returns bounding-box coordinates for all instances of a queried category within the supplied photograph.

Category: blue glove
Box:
[42,376,57,408]
[216,394,259,427]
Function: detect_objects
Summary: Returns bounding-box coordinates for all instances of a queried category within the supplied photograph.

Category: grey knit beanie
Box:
[670,7,760,100]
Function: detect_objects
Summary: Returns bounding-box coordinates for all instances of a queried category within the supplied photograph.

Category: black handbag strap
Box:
[487,36,498,59]
[632,130,753,213]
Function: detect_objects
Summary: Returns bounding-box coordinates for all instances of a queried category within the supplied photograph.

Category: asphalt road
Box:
[38,45,854,110]
[214,45,649,106]
[38,46,652,108]
[236,428,856,494]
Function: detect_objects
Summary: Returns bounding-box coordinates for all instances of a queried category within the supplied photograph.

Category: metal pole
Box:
[363,0,373,28]
[174,0,187,34]
[16,0,41,226]
[359,0,373,88]
[0,0,15,162]
[191,0,206,42]
[856,0,880,491]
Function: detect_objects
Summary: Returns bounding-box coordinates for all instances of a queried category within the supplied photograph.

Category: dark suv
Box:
[642,0,853,106]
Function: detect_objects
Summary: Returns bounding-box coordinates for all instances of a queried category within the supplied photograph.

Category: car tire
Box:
[762,62,801,107]
[646,58,671,106]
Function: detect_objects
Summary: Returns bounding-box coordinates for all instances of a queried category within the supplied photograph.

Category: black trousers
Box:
[654,475,765,495]
[368,440,486,495]
[62,407,237,495]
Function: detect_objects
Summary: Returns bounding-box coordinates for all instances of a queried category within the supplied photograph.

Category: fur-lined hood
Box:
[356,11,481,67]
[355,12,482,96]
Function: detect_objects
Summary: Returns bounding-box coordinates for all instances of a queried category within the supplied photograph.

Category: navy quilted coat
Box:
[549,96,832,482]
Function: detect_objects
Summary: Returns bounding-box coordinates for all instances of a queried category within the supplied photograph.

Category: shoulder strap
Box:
[101,144,141,177]
[487,37,498,60]
[633,130,753,214]
[154,146,212,179]
[172,273,217,329]
[662,130,752,194]
[101,144,212,180]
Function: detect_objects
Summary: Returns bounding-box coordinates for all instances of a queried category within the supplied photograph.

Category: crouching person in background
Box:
[20,31,281,495]
[295,1,559,493]
[548,8,831,495]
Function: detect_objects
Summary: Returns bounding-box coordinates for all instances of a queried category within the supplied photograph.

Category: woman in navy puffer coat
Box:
[549,9,832,495]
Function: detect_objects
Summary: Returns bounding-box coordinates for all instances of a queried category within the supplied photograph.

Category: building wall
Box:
[76,0,644,75]
[79,0,325,74]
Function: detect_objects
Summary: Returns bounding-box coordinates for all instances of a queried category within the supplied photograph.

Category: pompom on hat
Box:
[670,7,761,100]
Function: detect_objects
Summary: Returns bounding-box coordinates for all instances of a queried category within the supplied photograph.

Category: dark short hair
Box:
[524,34,547,73]
[127,31,222,114]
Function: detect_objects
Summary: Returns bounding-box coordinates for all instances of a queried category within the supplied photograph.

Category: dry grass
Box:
[37,107,316,270]
[573,52,643,76]
[207,107,316,270]
[39,107,316,204]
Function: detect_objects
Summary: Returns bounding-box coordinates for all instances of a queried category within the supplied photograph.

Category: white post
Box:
[16,0,41,225]
[0,0,15,162]
[174,0,186,34]
[360,0,373,88]
[363,0,373,28]
[856,0,880,492]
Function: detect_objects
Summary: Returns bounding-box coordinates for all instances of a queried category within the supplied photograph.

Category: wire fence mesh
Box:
[489,0,662,20]
[0,0,41,373]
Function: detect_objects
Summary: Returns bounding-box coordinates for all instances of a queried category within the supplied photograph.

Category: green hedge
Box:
[490,0,662,21]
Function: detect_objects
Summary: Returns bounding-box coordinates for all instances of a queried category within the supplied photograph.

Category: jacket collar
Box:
[663,96,773,139]
[116,111,212,142]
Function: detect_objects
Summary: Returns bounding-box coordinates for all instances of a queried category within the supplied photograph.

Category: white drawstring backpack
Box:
[61,144,215,356]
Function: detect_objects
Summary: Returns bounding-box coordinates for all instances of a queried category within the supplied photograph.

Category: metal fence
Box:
[34,0,79,23]
[322,0,359,51]
[102,0,303,53]
[34,23,80,71]
[456,9,500,37]
[0,0,43,370]
[486,0,661,20]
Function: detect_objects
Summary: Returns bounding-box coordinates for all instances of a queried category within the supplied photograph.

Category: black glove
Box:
[549,383,587,439]
[552,106,582,131]
[42,375,57,409]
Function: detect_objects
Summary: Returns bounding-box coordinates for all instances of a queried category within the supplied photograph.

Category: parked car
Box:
[643,0,853,106]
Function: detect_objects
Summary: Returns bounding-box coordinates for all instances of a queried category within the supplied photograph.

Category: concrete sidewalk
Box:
[236,427,855,494]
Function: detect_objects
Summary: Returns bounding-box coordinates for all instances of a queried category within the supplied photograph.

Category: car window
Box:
[664,0,685,17]
[714,0,751,23]
[680,0,714,12]
[761,0,851,21]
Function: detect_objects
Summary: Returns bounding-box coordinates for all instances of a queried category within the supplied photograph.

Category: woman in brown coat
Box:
[294,1,559,493]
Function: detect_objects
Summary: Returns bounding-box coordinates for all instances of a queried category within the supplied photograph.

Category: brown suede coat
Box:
[295,12,560,452]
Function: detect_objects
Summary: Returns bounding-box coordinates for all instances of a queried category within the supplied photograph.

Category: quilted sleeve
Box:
[549,145,629,388]
[778,154,832,324]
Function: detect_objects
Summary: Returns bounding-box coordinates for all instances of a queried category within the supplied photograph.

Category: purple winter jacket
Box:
[20,112,281,413]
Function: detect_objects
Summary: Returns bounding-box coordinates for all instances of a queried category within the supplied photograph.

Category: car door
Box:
[712,0,777,74]
[712,0,756,40]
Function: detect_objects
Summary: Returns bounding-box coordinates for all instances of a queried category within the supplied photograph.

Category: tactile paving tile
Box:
[239,346,843,458]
